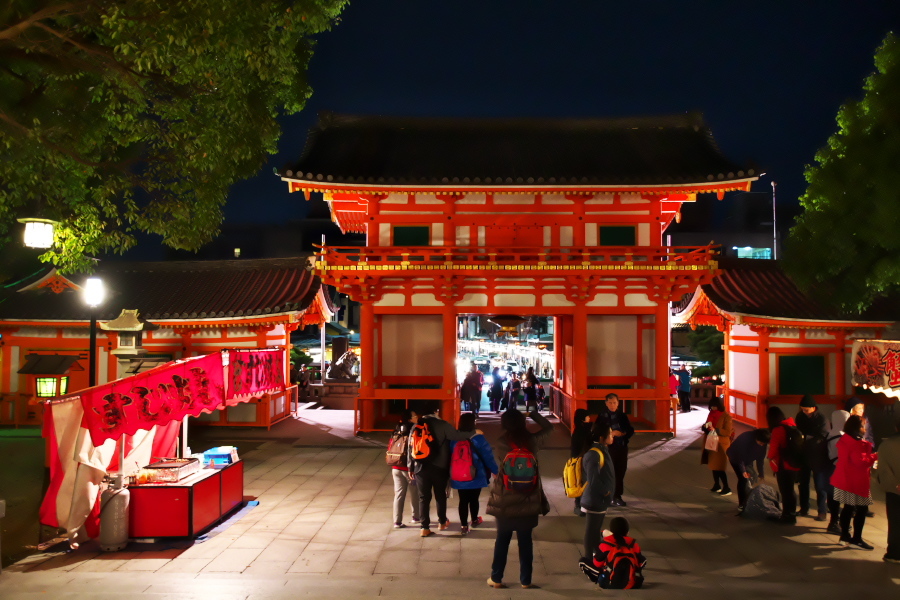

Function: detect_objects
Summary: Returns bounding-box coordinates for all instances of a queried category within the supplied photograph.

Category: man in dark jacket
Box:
[409,401,478,537]
[795,394,830,521]
[727,427,770,513]
[594,393,634,506]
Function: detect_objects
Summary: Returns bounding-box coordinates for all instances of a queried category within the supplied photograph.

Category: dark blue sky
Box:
[224,0,899,226]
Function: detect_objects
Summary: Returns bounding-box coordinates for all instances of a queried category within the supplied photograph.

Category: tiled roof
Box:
[674,258,897,322]
[0,258,321,322]
[282,112,756,188]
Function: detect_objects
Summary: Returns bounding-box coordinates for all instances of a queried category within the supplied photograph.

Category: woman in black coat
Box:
[594,393,634,507]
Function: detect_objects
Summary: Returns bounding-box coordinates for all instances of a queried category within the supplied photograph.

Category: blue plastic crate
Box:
[203,446,238,465]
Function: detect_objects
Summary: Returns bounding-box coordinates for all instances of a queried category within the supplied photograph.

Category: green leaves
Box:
[0,0,348,273]
[785,34,900,312]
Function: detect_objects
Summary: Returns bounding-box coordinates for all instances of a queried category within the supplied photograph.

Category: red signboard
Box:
[80,353,225,446]
[228,350,284,397]
[852,340,900,391]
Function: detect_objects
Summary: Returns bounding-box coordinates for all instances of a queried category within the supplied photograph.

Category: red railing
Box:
[315,245,718,272]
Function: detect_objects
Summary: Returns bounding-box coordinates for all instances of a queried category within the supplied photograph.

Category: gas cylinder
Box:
[99,475,130,552]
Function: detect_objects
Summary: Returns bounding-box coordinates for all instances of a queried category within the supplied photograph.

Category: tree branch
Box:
[0,2,91,42]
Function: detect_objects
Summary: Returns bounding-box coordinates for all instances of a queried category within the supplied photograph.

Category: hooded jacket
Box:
[580,443,615,513]
[830,434,877,497]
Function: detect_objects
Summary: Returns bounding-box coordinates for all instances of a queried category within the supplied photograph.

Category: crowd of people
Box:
[700,394,900,562]
[460,362,546,415]
[385,392,900,590]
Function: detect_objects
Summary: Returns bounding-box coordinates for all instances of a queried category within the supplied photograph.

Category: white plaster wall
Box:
[411,293,443,307]
[586,294,618,307]
[624,293,656,307]
[375,294,406,307]
[382,193,408,204]
[379,223,391,246]
[456,226,471,246]
[586,315,637,377]
[728,324,758,346]
[380,315,443,377]
[542,294,575,307]
[560,226,573,246]
[642,327,656,379]
[729,351,759,395]
[585,223,598,246]
[432,223,444,246]
[495,294,536,307]
[456,293,489,307]
[9,346,19,392]
[638,223,650,246]
[494,193,535,205]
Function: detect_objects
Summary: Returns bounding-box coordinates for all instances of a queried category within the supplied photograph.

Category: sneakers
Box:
[393,522,406,529]
[884,555,900,563]
[850,539,874,551]
[718,489,733,497]
[410,517,421,524]
[814,513,828,522]
[421,529,435,537]
[827,522,841,534]
[614,497,627,506]
[438,520,450,531]
[797,510,809,518]
[839,535,851,547]
[521,584,540,589]
[472,516,484,527]
[710,485,722,493]
[460,525,469,536]
[486,577,507,589]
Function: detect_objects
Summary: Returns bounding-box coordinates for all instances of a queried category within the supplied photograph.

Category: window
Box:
[777,355,825,395]
[733,247,772,259]
[392,225,430,246]
[36,376,68,398]
[599,226,636,246]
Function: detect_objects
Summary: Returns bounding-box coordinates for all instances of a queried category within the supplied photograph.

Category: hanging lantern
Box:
[17,218,57,249]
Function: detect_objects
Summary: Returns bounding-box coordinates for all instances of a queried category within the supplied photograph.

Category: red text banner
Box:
[80,353,225,446]
[228,350,285,398]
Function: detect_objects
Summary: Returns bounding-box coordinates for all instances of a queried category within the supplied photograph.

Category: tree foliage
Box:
[0,0,347,272]
[687,325,724,377]
[786,34,900,311]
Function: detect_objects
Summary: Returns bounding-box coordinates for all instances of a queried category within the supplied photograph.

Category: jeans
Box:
[491,522,535,585]
[886,492,900,559]
[583,511,607,559]
[457,488,481,525]
[776,469,798,520]
[392,469,420,524]
[798,466,830,514]
[416,464,450,530]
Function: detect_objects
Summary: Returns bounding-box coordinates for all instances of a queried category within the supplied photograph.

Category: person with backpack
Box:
[795,394,831,521]
[581,516,646,589]
[486,409,554,589]
[832,414,878,550]
[409,401,480,537]
[726,427,771,513]
[702,396,734,497]
[581,421,616,561]
[388,409,420,528]
[766,406,802,524]
[595,393,634,506]
[488,367,505,414]
[568,409,593,516]
[450,412,498,535]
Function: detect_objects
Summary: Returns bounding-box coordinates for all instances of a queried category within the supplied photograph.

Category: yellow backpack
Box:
[563,447,603,498]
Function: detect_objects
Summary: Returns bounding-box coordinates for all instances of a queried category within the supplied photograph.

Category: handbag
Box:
[704,429,719,452]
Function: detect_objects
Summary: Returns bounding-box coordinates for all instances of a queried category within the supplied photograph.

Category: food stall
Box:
[852,339,900,398]
[40,348,284,547]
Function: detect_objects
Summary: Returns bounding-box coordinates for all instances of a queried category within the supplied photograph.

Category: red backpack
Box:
[450,439,477,482]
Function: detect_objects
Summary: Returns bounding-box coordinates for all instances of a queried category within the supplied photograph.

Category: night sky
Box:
[226,1,898,232]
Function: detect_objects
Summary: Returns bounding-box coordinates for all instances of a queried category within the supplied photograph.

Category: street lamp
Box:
[17,218,57,249]
[83,278,105,387]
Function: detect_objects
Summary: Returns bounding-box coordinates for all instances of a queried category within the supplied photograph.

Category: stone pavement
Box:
[2,408,899,599]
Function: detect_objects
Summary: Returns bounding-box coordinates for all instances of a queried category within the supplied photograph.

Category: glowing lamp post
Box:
[17,218,57,249]
[83,278,105,387]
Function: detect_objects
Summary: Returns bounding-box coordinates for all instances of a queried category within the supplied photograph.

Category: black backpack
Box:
[781,424,805,469]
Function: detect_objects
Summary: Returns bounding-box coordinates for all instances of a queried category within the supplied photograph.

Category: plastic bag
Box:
[704,430,719,452]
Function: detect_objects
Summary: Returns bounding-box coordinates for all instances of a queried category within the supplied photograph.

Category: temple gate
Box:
[282,113,757,433]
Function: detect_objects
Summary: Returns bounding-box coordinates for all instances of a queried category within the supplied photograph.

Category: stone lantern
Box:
[100,309,159,366]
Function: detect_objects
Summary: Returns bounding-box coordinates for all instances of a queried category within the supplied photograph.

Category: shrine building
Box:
[281,113,758,433]
[0,258,332,429]
[672,258,895,428]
